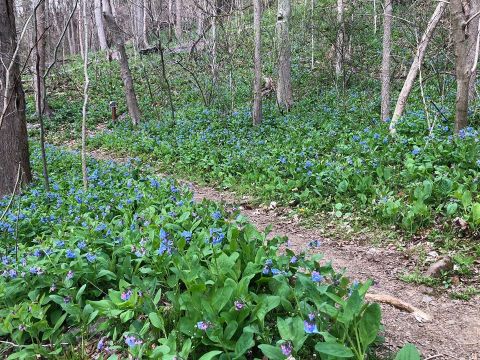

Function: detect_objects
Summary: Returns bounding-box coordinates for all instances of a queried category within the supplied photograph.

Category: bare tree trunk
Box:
[32,0,53,117]
[380,0,392,122]
[134,0,145,49]
[94,0,108,50]
[143,0,149,47]
[67,14,76,54]
[175,0,183,40]
[211,0,218,87]
[33,0,50,191]
[168,0,174,39]
[467,1,480,101]
[197,1,204,35]
[81,0,89,189]
[78,5,84,58]
[103,0,113,15]
[0,0,32,196]
[276,0,293,111]
[335,0,344,79]
[451,0,480,132]
[252,0,262,125]
[103,11,142,125]
[389,1,446,134]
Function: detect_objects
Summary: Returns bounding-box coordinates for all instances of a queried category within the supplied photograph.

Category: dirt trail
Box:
[89,148,479,359]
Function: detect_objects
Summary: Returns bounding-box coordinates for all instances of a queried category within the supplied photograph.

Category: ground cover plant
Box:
[89,90,480,236]
[33,51,480,288]
[0,145,384,359]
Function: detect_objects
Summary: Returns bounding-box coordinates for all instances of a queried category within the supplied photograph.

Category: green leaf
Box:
[472,203,480,224]
[180,339,192,358]
[153,288,162,306]
[462,191,472,208]
[97,269,117,280]
[120,310,134,323]
[76,284,87,302]
[446,202,458,216]
[198,350,223,360]
[149,312,165,332]
[52,313,67,332]
[224,321,238,340]
[358,303,381,349]
[314,342,354,358]
[234,331,254,357]
[258,344,284,360]
[341,290,362,324]
[394,344,421,360]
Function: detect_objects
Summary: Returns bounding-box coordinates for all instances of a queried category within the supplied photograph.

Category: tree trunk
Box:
[0,0,32,196]
[32,0,53,117]
[252,0,262,125]
[78,5,84,58]
[389,1,446,134]
[276,0,293,111]
[103,11,142,126]
[67,13,76,54]
[467,2,480,105]
[197,2,204,36]
[82,0,89,189]
[94,0,108,50]
[143,0,149,47]
[175,0,183,40]
[451,0,480,132]
[211,0,218,86]
[380,0,392,122]
[335,0,344,79]
[134,0,145,49]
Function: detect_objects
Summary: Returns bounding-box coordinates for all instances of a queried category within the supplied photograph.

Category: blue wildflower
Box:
[66,270,74,280]
[86,253,96,263]
[211,211,222,221]
[311,271,323,283]
[181,230,192,242]
[304,320,318,334]
[66,249,76,259]
[95,223,107,232]
[271,268,282,275]
[209,228,225,245]
[77,241,87,250]
[280,342,293,356]
[196,321,209,330]
[121,289,132,301]
[124,335,141,347]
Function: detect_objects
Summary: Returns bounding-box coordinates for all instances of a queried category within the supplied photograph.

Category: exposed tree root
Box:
[366,293,432,321]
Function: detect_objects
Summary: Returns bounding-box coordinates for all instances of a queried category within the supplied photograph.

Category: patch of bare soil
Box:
[84,148,480,359]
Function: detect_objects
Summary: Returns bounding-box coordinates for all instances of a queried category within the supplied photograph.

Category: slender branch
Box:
[0,164,22,223]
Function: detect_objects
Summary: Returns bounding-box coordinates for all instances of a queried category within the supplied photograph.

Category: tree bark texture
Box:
[252,0,262,125]
[0,0,32,196]
[380,0,392,122]
[276,0,293,111]
[103,11,142,126]
[32,0,53,116]
[94,0,108,50]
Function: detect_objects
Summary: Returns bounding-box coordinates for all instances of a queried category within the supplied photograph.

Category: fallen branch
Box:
[365,293,432,321]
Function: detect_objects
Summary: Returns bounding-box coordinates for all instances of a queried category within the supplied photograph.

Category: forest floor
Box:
[67,145,480,359]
